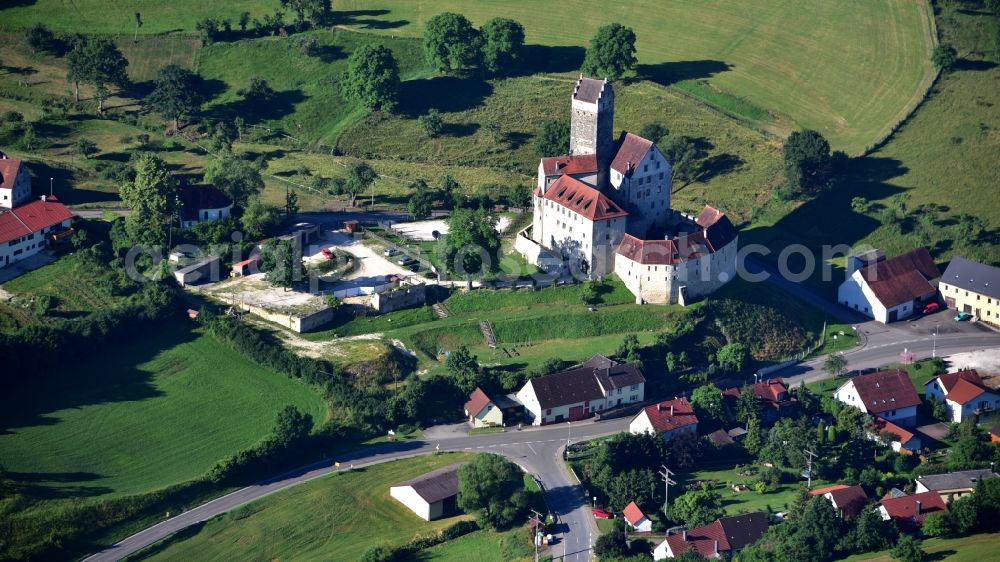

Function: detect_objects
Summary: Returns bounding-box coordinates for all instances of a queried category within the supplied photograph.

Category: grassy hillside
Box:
[842,532,1000,562]
[132,453,479,562]
[0,320,328,500]
[332,0,936,154]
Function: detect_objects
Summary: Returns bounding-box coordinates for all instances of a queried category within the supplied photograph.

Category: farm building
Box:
[516,355,645,425]
[623,501,653,532]
[837,247,940,323]
[173,256,221,287]
[389,464,461,521]
[463,387,522,428]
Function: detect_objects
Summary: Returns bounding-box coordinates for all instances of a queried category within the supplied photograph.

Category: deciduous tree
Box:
[932,44,958,70]
[423,12,482,72]
[458,454,528,529]
[783,130,833,199]
[147,64,204,131]
[690,383,724,422]
[66,37,130,112]
[119,153,176,247]
[203,151,264,210]
[535,119,570,156]
[481,17,525,74]
[581,23,637,80]
[342,44,401,111]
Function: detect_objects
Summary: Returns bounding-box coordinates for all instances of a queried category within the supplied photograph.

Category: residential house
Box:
[0,157,32,209]
[878,491,947,530]
[723,378,797,425]
[924,370,1000,423]
[939,256,1000,328]
[0,196,73,268]
[389,464,461,521]
[629,397,698,443]
[623,501,653,532]
[871,416,922,454]
[810,484,868,519]
[179,185,232,229]
[463,388,522,428]
[837,248,940,323]
[833,370,921,427]
[516,355,645,425]
[653,512,768,560]
[914,469,997,503]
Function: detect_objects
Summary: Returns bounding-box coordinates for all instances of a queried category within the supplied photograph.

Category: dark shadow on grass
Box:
[517,44,587,75]
[636,60,732,86]
[315,44,345,63]
[698,153,745,182]
[332,9,408,30]
[207,89,308,125]
[198,78,229,104]
[953,59,998,71]
[397,76,492,116]
[926,551,957,561]
[25,160,120,205]
[3,471,113,499]
[442,122,479,137]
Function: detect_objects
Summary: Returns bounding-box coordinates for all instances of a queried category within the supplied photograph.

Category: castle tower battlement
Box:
[570,76,614,186]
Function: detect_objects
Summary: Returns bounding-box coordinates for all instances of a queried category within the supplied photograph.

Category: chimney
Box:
[657,403,663,412]
[40,194,47,202]
[915,500,922,515]
[714,540,719,556]
[670,404,675,416]
[682,530,687,541]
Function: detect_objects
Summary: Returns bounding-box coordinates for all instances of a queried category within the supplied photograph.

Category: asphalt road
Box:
[83,417,631,562]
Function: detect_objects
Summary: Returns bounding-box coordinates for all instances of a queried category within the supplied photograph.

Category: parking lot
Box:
[321,231,417,290]
[389,217,513,241]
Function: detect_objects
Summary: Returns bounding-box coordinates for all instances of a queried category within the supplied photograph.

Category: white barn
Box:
[837,248,940,323]
[389,464,461,521]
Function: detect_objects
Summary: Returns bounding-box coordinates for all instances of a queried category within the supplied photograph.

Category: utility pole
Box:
[658,465,676,515]
[933,322,939,358]
[529,509,544,562]
[565,421,572,458]
[804,450,818,490]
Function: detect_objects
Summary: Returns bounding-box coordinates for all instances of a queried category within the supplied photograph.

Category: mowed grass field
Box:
[132,453,478,562]
[332,0,937,154]
[0,319,328,500]
[842,532,1000,562]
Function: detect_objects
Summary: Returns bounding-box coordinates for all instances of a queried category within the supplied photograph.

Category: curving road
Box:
[83,417,631,562]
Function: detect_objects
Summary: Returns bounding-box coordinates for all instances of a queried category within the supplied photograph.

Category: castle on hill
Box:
[515,76,739,305]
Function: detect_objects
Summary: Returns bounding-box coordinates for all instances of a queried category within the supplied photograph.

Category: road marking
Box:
[527,443,537,455]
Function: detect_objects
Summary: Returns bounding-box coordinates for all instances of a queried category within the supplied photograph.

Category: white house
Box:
[809,484,869,519]
[0,157,33,209]
[925,370,1000,423]
[653,512,768,560]
[837,248,940,323]
[0,196,73,268]
[629,397,699,443]
[623,501,653,532]
[463,387,504,428]
[389,464,461,521]
[516,355,644,425]
[833,370,921,427]
[179,185,233,229]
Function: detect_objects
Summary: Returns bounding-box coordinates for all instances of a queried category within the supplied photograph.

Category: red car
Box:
[592,508,613,519]
[922,302,941,315]
[321,247,334,260]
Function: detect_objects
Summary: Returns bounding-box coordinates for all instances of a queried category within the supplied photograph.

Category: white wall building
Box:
[629,397,699,443]
[837,248,940,323]
[179,185,233,229]
[0,196,73,268]
[925,370,1000,423]
[516,355,644,425]
[0,157,33,209]
[389,464,461,521]
[833,370,921,427]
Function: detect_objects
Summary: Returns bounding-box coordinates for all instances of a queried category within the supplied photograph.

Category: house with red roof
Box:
[924,369,1000,423]
[653,512,768,560]
[179,185,232,229]
[810,484,869,519]
[837,247,940,323]
[878,490,947,530]
[871,416,921,454]
[622,501,653,532]
[833,369,921,427]
[520,76,737,304]
[0,157,32,209]
[0,195,73,268]
[722,378,797,425]
[629,397,699,442]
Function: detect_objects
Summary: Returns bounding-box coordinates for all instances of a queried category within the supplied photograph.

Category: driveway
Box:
[323,231,418,290]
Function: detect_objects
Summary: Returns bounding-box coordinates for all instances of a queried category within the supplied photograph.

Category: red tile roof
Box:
[572,76,607,104]
[847,370,921,414]
[931,370,994,405]
[811,484,851,496]
[936,369,984,393]
[615,206,737,266]
[540,154,598,177]
[824,485,869,518]
[880,491,947,527]
[0,158,24,190]
[0,197,73,244]
[623,501,646,526]
[542,175,628,221]
[664,512,768,557]
[179,185,232,221]
[610,133,653,177]
[859,248,940,308]
[464,387,492,418]
[637,397,698,433]
[872,416,916,445]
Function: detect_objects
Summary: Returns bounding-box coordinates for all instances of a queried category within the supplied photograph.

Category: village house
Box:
[179,185,232,229]
[518,76,738,304]
[809,484,869,519]
[463,387,523,428]
[0,196,73,268]
[722,378,797,426]
[516,355,645,425]
[939,256,1000,328]
[871,416,922,454]
[837,248,940,323]
[622,501,653,532]
[389,464,461,521]
[878,490,947,530]
[0,157,33,209]
[628,397,698,442]
[924,369,1000,423]
[914,468,996,503]
[653,512,768,560]
[833,370,921,427]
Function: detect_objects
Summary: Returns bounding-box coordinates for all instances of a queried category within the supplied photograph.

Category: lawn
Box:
[3,251,118,316]
[419,527,528,562]
[130,453,477,562]
[332,0,936,154]
[841,531,1000,562]
[679,465,831,516]
[0,319,328,501]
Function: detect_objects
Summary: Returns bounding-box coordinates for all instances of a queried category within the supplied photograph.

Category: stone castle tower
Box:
[570,76,615,186]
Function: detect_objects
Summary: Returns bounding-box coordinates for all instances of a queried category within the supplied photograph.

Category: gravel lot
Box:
[390,217,512,241]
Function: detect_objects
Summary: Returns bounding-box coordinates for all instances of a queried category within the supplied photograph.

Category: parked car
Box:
[922,302,940,315]
[592,508,613,519]
[320,247,334,260]
[398,256,416,266]
[954,311,972,321]
[408,263,420,272]
[384,247,397,257]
